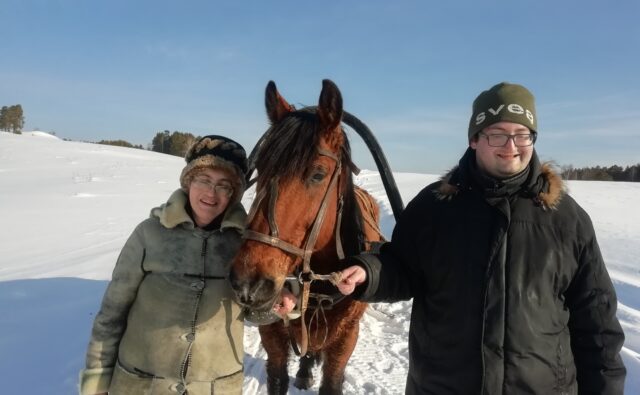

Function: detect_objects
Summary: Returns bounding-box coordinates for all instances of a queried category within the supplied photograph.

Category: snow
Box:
[24,130,62,139]
[1,131,638,394]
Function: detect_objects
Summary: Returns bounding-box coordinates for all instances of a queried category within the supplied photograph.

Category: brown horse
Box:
[229,79,382,395]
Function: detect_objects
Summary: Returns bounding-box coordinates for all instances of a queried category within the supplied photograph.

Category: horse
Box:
[229,79,383,395]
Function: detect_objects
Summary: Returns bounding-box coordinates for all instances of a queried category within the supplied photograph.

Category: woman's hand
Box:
[272,287,297,318]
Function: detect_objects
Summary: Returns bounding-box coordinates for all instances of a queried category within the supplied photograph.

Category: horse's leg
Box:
[259,323,290,395]
[294,352,320,389]
[318,322,360,395]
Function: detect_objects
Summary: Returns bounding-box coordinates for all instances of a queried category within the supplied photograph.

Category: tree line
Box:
[561,164,640,182]
[0,104,193,158]
[149,130,197,157]
[5,103,636,181]
[90,131,195,156]
[0,105,24,134]
[73,131,196,157]
[97,139,145,149]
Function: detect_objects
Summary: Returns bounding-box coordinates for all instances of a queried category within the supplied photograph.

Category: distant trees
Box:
[0,105,25,134]
[561,164,640,182]
[97,139,144,149]
[151,130,197,157]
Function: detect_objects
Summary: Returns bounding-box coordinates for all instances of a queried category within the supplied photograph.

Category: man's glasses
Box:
[192,177,234,197]
[479,132,537,147]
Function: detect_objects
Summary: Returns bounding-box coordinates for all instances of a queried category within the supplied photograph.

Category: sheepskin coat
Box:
[79,189,246,395]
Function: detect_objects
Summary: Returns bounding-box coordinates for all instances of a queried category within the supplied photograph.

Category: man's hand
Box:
[337,265,367,295]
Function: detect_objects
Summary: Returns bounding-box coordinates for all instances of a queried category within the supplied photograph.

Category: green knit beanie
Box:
[468,82,537,139]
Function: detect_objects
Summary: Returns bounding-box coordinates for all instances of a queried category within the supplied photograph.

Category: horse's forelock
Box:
[255,108,323,183]
[253,107,365,256]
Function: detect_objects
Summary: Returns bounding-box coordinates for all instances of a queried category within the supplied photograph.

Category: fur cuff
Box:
[78,367,113,395]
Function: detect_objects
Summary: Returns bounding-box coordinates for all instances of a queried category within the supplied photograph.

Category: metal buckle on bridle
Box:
[298,270,313,284]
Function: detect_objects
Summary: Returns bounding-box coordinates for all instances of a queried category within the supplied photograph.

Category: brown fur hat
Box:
[180,135,248,203]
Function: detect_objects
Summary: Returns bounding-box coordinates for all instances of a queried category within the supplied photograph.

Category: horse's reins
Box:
[243,147,345,357]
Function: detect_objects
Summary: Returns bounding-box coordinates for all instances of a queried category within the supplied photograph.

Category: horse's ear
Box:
[265,81,294,124]
[317,79,343,132]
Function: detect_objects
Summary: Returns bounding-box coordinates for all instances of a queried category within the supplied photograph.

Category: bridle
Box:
[243,147,346,356]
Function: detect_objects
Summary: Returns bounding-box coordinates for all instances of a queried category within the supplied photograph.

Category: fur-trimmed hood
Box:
[435,150,565,210]
[150,189,246,230]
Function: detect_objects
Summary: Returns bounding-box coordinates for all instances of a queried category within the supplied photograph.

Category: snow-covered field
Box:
[1,131,638,394]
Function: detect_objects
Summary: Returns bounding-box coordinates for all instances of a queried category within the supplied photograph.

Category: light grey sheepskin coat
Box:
[79,189,246,395]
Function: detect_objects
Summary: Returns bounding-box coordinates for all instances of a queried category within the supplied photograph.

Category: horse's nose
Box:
[228,269,250,304]
[229,269,277,309]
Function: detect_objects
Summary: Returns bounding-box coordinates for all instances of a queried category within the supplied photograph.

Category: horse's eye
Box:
[310,171,326,183]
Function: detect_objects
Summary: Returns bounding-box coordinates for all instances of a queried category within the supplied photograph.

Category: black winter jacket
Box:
[355,150,626,394]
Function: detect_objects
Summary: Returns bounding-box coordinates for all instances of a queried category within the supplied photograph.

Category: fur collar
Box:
[150,189,246,230]
[435,162,565,210]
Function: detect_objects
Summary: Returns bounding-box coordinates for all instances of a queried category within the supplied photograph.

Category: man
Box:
[337,82,626,394]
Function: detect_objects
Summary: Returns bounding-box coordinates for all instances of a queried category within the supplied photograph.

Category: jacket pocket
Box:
[554,330,577,395]
[110,361,154,395]
[212,369,243,394]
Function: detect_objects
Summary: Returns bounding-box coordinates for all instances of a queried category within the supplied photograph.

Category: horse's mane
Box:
[255,106,366,257]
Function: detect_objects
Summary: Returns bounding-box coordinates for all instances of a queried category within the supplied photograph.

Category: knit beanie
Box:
[468,82,537,139]
[180,135,248,203]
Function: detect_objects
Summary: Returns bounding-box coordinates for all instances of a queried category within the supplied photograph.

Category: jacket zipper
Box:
[179,237,208,384]
[479,201,510,395]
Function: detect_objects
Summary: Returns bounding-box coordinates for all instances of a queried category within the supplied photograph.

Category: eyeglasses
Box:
[191,177,234,197]
[479,132,537,147]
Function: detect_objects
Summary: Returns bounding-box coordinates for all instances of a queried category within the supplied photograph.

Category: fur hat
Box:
[180,135,248,203]
[468,82,537,139]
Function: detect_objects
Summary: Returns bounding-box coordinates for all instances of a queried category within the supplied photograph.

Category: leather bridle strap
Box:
[242,148,343,356]
[243,148,341,264]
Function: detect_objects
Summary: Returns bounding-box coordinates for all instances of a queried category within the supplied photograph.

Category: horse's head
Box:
[229,79,350,311]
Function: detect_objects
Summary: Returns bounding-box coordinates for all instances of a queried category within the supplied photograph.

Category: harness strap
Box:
[297,159,343,355]
[243,230,307,257]
[244,147,344,357]
[334,196,345,260]
[286,291,346,357]
[268,178,280,237]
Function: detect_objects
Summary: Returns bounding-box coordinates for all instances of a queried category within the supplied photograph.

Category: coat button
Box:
[180,332,195,342]
[190,281,205,290]
[170,382,186,393]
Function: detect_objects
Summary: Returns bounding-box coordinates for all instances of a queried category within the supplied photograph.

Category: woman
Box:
[79,135,250,395]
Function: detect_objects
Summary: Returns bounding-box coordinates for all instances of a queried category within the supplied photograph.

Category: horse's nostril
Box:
[252,277,276,302]
[262,278,276,294]
[228,269,251,304]
[239,294,252,305]
[229,269,278,309]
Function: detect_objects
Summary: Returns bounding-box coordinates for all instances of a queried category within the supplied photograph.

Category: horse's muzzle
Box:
[228,269,279,311]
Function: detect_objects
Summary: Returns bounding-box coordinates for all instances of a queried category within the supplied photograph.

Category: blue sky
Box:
[2,0,639,173]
